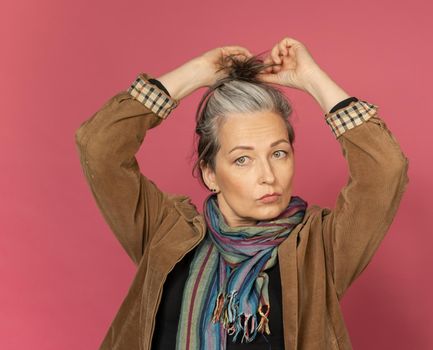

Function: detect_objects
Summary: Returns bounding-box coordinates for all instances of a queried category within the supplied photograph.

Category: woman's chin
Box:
[255,205,283,220]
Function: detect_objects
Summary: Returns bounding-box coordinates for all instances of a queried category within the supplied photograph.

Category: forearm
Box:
[75,77,176,265]
[303,68,351,115]
[321,102,409,298]
[156,57,209,100]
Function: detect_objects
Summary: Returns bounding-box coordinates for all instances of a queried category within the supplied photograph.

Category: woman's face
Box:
[201,110,295,227]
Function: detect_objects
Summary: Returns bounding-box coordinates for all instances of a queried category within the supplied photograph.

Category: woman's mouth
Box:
[259,193,281,203]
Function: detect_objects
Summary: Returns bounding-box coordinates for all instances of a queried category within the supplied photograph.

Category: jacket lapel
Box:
[278,221,304,350]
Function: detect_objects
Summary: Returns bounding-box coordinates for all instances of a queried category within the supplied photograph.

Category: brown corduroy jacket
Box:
[75,73,409,349]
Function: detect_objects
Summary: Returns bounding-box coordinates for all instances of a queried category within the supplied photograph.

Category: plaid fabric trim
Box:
[127,73,179,119]
[325,100,379,138]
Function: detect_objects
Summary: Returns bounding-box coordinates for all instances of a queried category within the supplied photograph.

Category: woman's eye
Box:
[234,156,249,166]
[274,150,288,158]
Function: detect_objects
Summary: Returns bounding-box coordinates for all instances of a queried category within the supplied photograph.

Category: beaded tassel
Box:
[212,292,225,323]
[241,314,257,343]
[224,291,239,334]
[256,304,271,335]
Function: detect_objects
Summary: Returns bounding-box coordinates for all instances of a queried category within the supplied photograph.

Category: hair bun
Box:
[216,51,270,84]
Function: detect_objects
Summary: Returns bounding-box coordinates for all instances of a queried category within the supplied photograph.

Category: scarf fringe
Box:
[212,290,271,343]
[257,304,271,335]
[211,292,225,323]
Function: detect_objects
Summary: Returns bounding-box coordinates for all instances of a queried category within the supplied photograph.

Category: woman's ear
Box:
[200,160,218,191]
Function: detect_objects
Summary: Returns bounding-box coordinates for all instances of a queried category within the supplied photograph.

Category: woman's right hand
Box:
[156,46,253,100]
[196,46,254,87]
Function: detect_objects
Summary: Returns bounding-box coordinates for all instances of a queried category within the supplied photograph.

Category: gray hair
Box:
[190,55,296,190]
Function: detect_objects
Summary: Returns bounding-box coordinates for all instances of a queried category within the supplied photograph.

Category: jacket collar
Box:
[172,195,201,222]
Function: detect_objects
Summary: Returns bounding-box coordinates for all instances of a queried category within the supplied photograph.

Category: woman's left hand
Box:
[257,37,322,92]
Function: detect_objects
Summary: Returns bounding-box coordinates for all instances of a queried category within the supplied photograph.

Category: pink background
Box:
[1,0,431,349]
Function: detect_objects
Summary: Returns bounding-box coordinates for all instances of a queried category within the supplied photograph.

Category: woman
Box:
[75,37,409,349]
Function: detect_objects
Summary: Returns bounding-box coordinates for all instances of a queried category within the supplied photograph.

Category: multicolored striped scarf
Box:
[176,193,308,349]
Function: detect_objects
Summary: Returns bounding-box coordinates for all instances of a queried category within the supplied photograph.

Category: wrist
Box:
[303,68,351,114]
[156,58,208,100]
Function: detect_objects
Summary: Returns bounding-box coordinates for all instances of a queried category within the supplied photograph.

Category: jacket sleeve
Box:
[74,72,180,266]
[321,100,410,300]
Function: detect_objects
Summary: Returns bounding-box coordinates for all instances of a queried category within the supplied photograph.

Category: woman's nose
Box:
[258,161,276,184]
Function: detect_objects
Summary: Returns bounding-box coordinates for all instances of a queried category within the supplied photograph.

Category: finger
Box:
[281,37,301,46]
[264,55,276,67]
[226,46,253,58]
[257,73,275,84]
[271,45,281,64]
[233,48,253,58]
[263,56,273,72]
[264,65,273,73]
[278,42,288,56]
[272,65,282,74]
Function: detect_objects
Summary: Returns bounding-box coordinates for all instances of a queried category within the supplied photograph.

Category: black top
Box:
[147,79,357,349]
[151,243,284,350]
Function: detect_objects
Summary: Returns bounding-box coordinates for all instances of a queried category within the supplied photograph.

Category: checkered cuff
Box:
[127,72,179,119]
[325,100,378,138]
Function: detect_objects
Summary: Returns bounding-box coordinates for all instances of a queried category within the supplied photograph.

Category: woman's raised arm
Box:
[259,36,410,300]
[303,60,409,301]
[75,73,182,265]
[74,47,253,265]
[320,99,409,300]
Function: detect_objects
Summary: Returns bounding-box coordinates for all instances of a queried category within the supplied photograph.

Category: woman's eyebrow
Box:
[228,139,290,154]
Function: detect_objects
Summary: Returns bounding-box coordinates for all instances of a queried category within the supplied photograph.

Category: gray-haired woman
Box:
[75,37,409,349]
